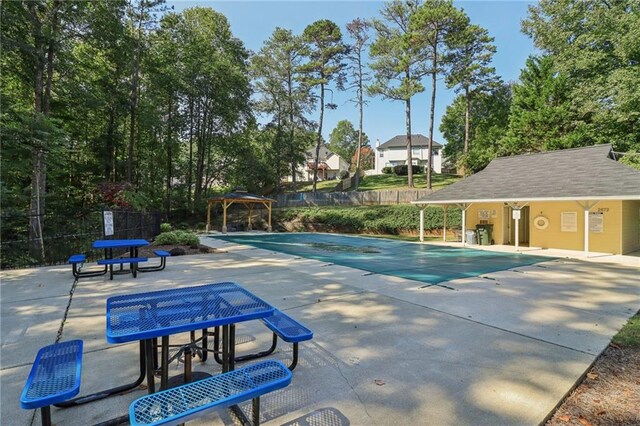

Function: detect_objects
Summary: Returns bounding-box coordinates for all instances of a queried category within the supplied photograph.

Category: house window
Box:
[379,151,384,157]
[433,150,439,156]
[412,147,420,155]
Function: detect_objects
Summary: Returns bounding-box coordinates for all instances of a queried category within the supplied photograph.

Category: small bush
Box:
[154,230,199,247]
[338,170,350,179]
[160,223,172,233]
[382,166,394,174]
[393,165,422,175]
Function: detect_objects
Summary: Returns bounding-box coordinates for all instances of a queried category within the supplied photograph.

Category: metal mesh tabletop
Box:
[20,340,83,409]
[129,360,291,426]
[93,239,150,249]
[107,282,274,343]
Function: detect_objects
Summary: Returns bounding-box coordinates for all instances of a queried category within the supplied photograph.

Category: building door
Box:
[509,206,530,244]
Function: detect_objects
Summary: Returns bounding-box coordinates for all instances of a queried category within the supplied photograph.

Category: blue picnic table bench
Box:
[20,340,83,426]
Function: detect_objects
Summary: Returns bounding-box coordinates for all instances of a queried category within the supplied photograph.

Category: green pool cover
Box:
[213,233,552,285]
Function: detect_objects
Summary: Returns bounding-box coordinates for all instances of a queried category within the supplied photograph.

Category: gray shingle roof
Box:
[378,134,442,149]
[415,144,640,204]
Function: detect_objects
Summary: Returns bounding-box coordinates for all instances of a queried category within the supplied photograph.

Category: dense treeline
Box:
[2,0,639,264]
[442,0,640,173]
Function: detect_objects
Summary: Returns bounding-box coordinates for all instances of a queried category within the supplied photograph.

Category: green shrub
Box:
[393,165,422,175]
[160,223,172,233]
[382,166,393,174]
[154,230,199,247]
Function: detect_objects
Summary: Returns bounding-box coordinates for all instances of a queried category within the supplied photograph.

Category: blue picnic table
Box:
[58,282,275,411]
[93,239,150,279]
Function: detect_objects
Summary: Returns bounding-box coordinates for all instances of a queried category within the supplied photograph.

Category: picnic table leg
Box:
[200,328,208,362]
[160,336,169,390]
[144,339,156,394]
[55,341,146,408]
[40,406,52,426]
[222,325,229,373]
[229,324,236,371]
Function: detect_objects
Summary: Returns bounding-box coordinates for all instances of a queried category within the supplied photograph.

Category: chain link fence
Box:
[1,209,161,270]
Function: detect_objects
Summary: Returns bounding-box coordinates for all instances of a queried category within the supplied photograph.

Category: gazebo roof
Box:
[208,191,276,203]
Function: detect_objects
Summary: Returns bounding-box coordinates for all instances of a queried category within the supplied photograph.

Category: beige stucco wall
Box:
[464,203,506,244]
[528,201,621,254]
[462,200,639,254]
[621,200,640,253]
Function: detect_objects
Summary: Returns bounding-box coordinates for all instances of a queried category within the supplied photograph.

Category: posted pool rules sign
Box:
[103,211,114,236]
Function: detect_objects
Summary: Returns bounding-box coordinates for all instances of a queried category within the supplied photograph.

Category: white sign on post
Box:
[512,209,521,220]
[589,212,604,233]
[103,211,114,236]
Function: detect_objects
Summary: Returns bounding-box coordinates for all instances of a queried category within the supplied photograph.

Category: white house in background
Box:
[374,134,444,174]
[287,145,350,181]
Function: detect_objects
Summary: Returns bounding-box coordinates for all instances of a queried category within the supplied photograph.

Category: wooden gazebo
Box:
[206,191,276,233]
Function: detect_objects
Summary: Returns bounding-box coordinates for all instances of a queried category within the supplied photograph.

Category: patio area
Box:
[1,235,639,425]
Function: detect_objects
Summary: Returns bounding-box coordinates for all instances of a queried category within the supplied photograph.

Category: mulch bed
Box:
[138,244,222,258]
[546,344,640,426]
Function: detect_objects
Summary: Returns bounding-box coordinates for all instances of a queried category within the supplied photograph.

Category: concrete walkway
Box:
[1,236,638,425]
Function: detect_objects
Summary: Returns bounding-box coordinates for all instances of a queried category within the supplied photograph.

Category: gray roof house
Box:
[375,134,445,174]
[378,134,443,150]
[412,144,640,255]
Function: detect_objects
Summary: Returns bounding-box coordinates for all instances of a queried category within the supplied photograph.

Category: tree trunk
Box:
[187,98,194,212]
[27,1,60,261]
[287,71,297,192]
[464,86,470,154]
[405,97,414,188]
[312,82,325,193]
[165,98,173,219]
[427,59,437,190]
[355,60,364,191]
[127,2,145,183]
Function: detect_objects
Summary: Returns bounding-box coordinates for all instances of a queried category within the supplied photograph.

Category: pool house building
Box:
[413,144,640,256]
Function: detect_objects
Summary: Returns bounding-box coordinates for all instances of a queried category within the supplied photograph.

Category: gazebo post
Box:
[222,200,228,234]
[247,204,253,230]
[206,201,212,232]
[419,208,425,243]
[267,201,272,232]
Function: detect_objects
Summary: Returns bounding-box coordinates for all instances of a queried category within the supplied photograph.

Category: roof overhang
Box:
[412,195,640,205]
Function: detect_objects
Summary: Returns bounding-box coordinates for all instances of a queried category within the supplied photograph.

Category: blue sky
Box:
[166,1,536,147]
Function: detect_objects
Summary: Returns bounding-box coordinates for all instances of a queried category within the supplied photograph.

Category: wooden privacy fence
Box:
[276,189,434,207]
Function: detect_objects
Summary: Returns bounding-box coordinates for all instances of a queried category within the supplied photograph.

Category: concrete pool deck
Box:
[1,236,638,425]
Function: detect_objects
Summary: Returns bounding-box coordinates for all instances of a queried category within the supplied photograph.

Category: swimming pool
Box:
[213,233,551,285]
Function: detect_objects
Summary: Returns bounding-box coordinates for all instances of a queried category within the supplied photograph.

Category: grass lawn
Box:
[281,179,339,193]
[613,312,640,347]
[356,173,460,191]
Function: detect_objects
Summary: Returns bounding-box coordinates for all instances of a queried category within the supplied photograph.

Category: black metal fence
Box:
[1,209,161,270]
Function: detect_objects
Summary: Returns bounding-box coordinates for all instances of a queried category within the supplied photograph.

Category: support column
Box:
[267,202,272,232]
[577,201,599,258]
[584,208,589,258]
[419,208,425,243]
[514,209,520,252]
[206,201,211,232]
[247,204,253,230]
[461,208,467,246]
[443,206,448,242]
[222,201,228,234]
